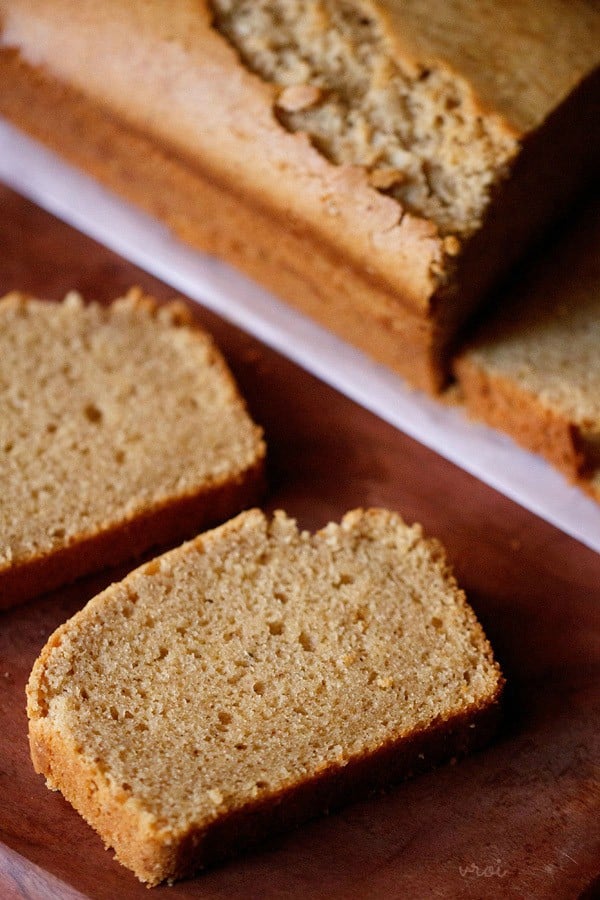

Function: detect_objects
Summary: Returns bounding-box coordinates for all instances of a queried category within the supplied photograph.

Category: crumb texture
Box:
[0,290,263,570]
[211,0,517,235]
[456,203,600,464]
[28,508,502,883]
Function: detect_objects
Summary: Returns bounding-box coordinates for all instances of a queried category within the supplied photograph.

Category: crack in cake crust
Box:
[210,0,518,236]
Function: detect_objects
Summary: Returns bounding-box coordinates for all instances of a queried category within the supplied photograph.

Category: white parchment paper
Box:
[1,119,598,553]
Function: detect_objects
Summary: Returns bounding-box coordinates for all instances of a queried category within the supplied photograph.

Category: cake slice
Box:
[27,508,503,885]
[454,200,600,494]
[0,289,265,608]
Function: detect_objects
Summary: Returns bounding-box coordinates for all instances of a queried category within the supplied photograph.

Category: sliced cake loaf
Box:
[27,508,503,885]
[1,1,599,390]
[0,290,265,608]
[454,201,600,495]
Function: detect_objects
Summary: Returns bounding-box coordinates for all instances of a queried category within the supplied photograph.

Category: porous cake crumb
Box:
[212,0,517,236]
[28,508,503,885]
[0,289,265,606]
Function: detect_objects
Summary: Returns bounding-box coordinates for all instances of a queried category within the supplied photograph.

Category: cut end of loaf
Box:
[27,508,503,885]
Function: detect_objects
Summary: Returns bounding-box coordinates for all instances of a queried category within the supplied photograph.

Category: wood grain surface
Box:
[0,185,599,899]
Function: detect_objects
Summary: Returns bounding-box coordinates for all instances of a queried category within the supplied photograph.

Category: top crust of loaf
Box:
[27,508,502,884]
[0,289,265,601]
[378,0,600,133]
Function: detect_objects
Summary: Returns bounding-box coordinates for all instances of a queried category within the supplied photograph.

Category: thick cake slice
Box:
[454,201,600,494]
[27,508,503,885]
[0,290,265,607]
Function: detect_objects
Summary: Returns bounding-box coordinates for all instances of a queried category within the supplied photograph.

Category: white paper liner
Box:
[1,118,599,553]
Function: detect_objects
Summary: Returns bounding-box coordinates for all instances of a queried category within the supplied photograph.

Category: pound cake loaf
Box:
[27,508,503,885]
[1,1,599,391]
[454,200,600,495]
[0,290,265,608]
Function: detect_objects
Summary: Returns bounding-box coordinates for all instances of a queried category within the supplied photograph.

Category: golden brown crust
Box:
[26,578,180,882]
[454,354,587,478]
[0,2,447,306]
[0,47,446,391]
[28,717,176,885]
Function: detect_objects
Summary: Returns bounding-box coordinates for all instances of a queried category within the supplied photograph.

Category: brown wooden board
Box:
[0,186,599,899]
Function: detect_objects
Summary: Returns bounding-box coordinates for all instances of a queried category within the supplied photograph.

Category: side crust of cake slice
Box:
[27,508,503,885]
